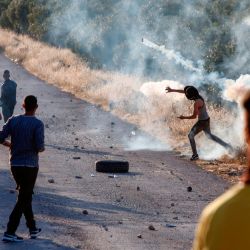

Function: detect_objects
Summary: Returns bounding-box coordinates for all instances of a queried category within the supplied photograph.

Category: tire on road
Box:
[96,160,129,173]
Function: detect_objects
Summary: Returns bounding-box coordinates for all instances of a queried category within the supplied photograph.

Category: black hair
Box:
[24,95,38,111]
[184,86,204,101]
[3,70,10,74]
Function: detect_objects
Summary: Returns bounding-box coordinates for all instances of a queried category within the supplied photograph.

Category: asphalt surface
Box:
[0,53,228,250]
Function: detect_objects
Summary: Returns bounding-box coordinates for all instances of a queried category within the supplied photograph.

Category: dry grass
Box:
[0,28,246,182]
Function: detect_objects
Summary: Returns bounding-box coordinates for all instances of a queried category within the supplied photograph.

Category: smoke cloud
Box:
[45,1,250,158]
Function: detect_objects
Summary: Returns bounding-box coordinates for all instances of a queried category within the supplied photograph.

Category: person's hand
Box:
[165,86,173,93]
[177,115,185,119]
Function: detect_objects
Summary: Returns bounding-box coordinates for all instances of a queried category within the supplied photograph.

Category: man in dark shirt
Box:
[0,95,44,242]
[1,70,17,122]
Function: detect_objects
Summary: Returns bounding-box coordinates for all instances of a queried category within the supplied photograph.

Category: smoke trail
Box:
[142,38,203,74]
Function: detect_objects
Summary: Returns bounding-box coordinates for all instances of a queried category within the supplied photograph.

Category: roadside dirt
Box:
[0,53,230,250]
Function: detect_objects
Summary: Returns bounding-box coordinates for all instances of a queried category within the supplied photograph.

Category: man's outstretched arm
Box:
[165,86,185,93]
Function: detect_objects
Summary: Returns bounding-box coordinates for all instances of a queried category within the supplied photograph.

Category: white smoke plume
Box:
[224,75,250,103]
[44,1,250,158]
[142,38,203,74]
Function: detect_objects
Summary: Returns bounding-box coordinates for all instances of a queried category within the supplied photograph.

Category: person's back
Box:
[193,184,250,250]
[4,115,44,167]
[1,70,17,122]
[1,79,17,106]
[1,95,44,242]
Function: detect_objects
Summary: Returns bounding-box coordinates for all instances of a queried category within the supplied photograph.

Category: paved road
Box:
[0,53,228,250]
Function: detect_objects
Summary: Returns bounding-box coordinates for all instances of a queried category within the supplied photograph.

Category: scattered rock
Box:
[166,223,176,228]
[137,234,142,239]
[52,115,56,118]
[111,122,115,126]
[57,147,61,150]
[48,178,55,184]
[107,136,111,139]
[116,184,120,187]
[45,124,49,128]
[75,176,82,179]
[187,186,192,192]
[148,225,155,231]
[118,221,123,224]
[82,210,88,215]
[156,212,160,215]
[74,145,79,148]
[110,146,113,149]
[171,203,175,207]
[137,186,140,191]
[108,174,118,178]
[173,216,178,220]
[75,138,79,141]
[116,198,121,202]
[73,157,81,160]
[228,171,238,176]
[131,131,136,136]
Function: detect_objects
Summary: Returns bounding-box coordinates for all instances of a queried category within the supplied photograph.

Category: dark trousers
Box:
[188,118,230,155]
[7,167,38,234]
[2,104,15,122]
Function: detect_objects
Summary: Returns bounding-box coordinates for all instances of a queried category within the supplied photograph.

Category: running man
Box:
[1,70,17,122]
[166,85,232,160]
[1,95,44,242]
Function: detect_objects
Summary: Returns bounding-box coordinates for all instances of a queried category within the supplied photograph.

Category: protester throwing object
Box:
[192,90,250,250]
[1,70,17,122]
[166,85,232,160]
[1,95,44,242]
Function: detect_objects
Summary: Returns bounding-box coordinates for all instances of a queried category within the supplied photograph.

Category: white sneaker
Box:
[29,228,42,239]
[2,232,23,242]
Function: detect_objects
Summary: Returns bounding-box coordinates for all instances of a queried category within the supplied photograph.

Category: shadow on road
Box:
[45,143,122,157]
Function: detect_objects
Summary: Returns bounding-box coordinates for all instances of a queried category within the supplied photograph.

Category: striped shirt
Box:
[0,115,44,167]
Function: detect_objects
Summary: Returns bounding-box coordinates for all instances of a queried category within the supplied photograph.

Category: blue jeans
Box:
[188,118,230,155]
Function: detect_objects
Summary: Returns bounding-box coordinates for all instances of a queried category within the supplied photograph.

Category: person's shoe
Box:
[29,228,41,239]
[2,232,23,242]
[190,154,199,161]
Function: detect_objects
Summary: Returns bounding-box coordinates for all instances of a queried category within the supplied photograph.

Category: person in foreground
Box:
[192,91,250,250]
[166,85,232,160]
[1,70,17,122]
[1,95,45,242]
